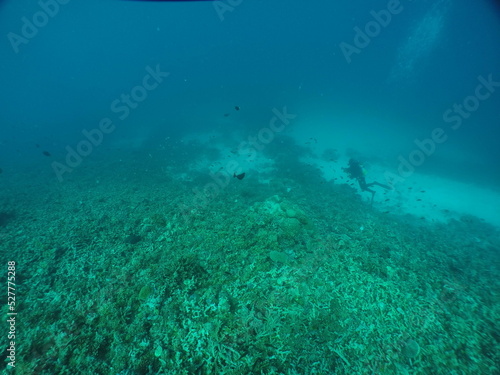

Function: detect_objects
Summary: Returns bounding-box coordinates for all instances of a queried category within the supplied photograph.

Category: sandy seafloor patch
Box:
[182,125,500,229]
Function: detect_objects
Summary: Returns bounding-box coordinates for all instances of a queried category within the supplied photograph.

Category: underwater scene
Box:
[0,0,499,374]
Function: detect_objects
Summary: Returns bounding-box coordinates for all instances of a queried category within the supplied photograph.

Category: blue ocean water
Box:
[0,1,499,374]
[1,1,499,173]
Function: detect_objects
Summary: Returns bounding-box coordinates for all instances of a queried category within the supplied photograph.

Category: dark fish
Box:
[417,199,422,201]
[234,106,240,111]
[420,190,426,193]
[224,113,230,117]
[42,151,51,157]
[385,199,390,201]
[35,143,40,148]
[233,172,245,180]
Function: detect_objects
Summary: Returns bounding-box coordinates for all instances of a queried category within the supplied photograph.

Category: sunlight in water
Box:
[389,0,451,83]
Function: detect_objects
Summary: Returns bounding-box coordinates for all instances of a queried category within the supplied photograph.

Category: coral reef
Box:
[1,156,498,375]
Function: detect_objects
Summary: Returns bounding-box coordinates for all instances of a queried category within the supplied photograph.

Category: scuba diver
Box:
[343,158,391,205]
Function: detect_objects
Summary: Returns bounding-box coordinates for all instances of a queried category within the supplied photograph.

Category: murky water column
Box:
[388,0,451,84]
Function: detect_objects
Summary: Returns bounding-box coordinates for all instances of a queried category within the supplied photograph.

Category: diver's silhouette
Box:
[343,159,391,205]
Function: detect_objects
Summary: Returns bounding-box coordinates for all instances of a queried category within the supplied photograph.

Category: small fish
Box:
[420,190,426,193]
[42,151,51,157]
[0,168,2,174]
[385,199,390,201]
[224,113,230,117]
[234,106,240,111]
[233,172,245,180]
[35,144,40,148]
[417,199,422,201]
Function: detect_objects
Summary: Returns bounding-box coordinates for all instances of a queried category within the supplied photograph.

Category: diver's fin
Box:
[372,181,392,190]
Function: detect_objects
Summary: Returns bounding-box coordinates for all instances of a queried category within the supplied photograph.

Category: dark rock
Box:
[124,234,142,244]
